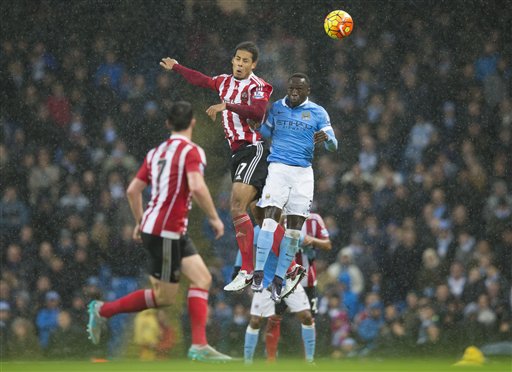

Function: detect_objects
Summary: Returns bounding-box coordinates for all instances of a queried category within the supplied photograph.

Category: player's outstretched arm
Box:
[222,84,272,122]
[160,57,216,90]
[187,171,224,239]
[206,100,268,123]
[126,177,148,242]
[225,99,268,121]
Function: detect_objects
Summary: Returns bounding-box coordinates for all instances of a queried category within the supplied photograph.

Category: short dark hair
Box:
[166,101,193,131]
[234,41,259,62]
[289,72,310,86]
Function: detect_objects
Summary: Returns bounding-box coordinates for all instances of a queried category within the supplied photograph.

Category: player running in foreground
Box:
[264,213,332,361]
[244,226,316,364]
[87,102,232,362]
[250,73,338,302]
[160,42,273,292]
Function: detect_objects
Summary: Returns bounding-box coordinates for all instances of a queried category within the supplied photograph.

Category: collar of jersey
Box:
[282,97,309,109]
[169,134,190,142]
[233,72,255,83]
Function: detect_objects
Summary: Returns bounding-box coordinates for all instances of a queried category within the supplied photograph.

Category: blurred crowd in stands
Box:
[1,0,511,360]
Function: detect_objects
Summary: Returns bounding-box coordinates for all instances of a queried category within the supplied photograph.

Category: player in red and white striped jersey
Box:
[160,42,273,291]
[296,213,332,294]
[87,102,232,362]
[264,212,332,361]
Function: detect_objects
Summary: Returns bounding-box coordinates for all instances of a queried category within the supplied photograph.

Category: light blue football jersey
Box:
[260,97,337,167]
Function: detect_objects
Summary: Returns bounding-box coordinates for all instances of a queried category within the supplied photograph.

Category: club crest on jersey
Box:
[241,91,248,103]
[301,111,311,120]
[253,90,265,99]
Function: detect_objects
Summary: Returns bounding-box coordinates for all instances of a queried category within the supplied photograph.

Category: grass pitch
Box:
[1,358,511,372]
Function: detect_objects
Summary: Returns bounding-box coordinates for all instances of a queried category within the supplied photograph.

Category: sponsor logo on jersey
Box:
[277,119,314,130]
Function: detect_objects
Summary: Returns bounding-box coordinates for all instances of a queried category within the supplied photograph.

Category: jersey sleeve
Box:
[173,64,217,91]
[313,214,330,239]
[185,146,206,175]
[251,82,273,103]
[264,102,276,128]
[135,156,151,184]
[317,107,333,131]
[317,107,338,151]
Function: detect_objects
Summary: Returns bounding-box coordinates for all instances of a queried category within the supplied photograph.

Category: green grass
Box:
[1,358,511,372]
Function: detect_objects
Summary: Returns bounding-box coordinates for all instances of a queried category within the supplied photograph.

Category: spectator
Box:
[7,317,41,360]
[94,51,125,93]
[357,302,384,352]
[0,301,12,359]
[446,262,467,300]
[0,187,30,242]
[327,247,365,296]
[454,230,476,268]
[35,291,61,349]
[133,309,160,360]
[417,248,444,298]
[47,310,87,359]
[59,181,91,217]
[28,148,60,205]
[46,82,72,128]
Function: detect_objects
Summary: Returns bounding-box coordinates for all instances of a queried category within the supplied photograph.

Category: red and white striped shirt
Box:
[213,73,272,149]
[173,64,272,152]
[136,134,206,238]
[296,213,330,288]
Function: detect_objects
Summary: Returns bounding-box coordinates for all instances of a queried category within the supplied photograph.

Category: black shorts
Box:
[231,142,269,199]
[275,286,318,316]
[141,232,198,283]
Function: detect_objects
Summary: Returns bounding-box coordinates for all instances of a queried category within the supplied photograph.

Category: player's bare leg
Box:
[225,182,258,291]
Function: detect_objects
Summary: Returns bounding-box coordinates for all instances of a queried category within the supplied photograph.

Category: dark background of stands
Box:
[1,0,511,361]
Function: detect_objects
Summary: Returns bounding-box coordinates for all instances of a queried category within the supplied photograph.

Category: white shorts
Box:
[257,162,313,217]
[250,284,310,317]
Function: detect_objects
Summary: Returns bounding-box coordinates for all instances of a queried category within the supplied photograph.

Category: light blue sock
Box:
[234,250,242,268]
[275,229,300,279]
[244,326,259,363]
[301,323,316,362]
[253,225,260,246]
[255,219,278,271]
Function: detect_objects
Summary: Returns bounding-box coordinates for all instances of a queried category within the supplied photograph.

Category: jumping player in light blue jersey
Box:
[250,73,338,303]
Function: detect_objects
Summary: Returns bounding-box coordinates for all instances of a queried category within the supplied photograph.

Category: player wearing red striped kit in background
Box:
[160,42,273,291]
[86,101,232,362]
[265,213,331,361]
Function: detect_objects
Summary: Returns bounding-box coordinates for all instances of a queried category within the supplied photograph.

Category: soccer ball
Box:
[324,10,354,40]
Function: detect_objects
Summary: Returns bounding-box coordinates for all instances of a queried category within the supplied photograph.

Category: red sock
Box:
[188,288,208,346]
[99,289,156,318]
[233,214,254,272]
[266,316,281,361]
[271,225,285,256]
